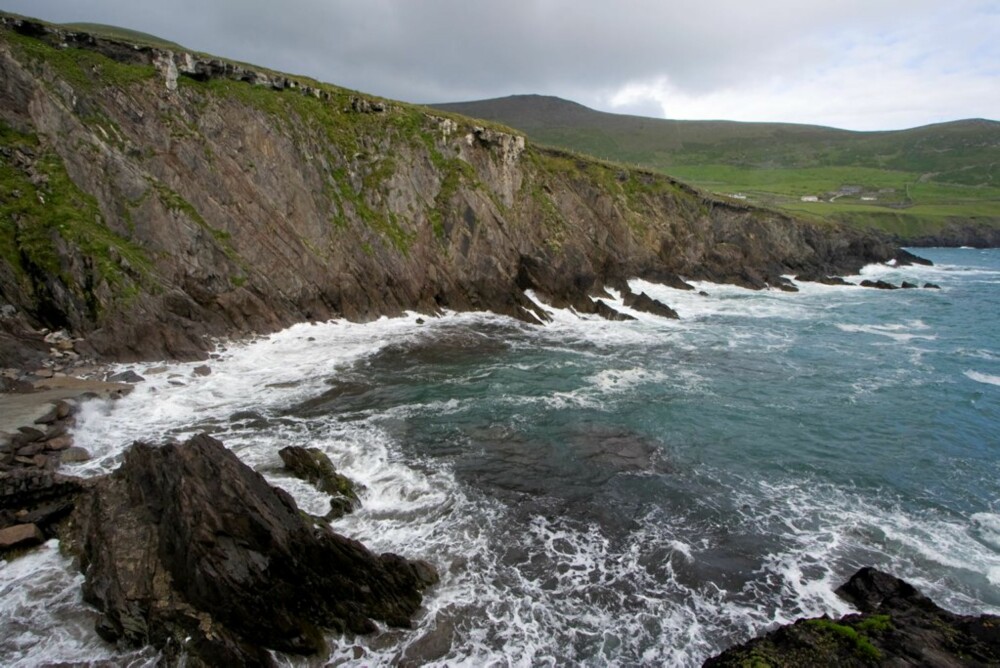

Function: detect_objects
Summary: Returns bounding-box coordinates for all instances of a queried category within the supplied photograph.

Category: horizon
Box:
[430,93,1000,133]
[1,0,997,132]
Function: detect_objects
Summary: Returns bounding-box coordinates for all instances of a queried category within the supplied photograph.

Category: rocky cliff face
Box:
[0,17,907,362]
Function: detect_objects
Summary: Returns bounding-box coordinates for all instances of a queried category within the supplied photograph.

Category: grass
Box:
[804,617,884,662]
[434,95,1000,238]
[3,29,158,93]
[0,122,152,312]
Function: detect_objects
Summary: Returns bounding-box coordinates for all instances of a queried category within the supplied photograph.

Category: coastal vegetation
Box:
[432,95,1000,240]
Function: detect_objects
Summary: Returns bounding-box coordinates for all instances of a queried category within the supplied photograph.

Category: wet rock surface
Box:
[704,567,1000,667]
[65,433,438,666]
[278,445,363,519]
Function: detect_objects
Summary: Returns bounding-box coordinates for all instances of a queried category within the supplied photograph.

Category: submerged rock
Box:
[67,433,437,666]
[704,567,1000,667]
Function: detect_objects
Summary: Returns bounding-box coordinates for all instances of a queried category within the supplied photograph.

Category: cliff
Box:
[0,16,909,363]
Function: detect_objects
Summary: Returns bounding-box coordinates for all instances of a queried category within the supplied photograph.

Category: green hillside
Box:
[432,95,1000,239]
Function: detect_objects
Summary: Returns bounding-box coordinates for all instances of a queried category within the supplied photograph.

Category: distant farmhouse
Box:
[800,195,820,202]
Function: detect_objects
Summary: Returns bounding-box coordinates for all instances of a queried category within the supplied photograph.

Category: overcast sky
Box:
[4,0,998,130]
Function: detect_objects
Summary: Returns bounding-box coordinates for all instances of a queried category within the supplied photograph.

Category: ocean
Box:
[2,247,998,666]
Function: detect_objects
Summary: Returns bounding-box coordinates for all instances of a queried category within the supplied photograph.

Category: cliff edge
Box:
[0,16,909,363]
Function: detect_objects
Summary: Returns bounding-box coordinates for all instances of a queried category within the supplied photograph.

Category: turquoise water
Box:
[2,248,998,666]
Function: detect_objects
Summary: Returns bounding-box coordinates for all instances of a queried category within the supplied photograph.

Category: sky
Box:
[3,0,998,131]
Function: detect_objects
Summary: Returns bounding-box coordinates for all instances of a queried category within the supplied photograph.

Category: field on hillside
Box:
[666,164,1000,236]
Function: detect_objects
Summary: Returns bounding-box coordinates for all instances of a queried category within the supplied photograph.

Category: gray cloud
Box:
[3,0,997,129]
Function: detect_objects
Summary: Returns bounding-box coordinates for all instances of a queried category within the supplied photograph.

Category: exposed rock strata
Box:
[0,17,917,362]
[65,433,437,666]
[705,567,1000,667]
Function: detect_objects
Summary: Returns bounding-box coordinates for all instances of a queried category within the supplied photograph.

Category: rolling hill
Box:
[432,95,1000,241]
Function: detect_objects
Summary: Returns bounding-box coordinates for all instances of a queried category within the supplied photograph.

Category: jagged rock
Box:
[278,445,362,518]
[860,279,898,290]
[622,292,680,319]
[893,248,935,266]
[900,281,918,289]
[594,300,637,321]
[0,522,44,552]
[192,364,212,376]
[924,282,941,289]
[66,434,437,666]
[704,567,1000,667]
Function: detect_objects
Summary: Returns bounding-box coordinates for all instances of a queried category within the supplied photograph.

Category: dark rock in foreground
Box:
[66,434,437,666]
[705,567,1000,667]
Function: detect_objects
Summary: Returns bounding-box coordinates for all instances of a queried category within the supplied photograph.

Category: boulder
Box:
[192,365,212,377]
[278,445,362,518]
[924,283,941,289]
[67,434,437,666]
[0,523,44,552]
[705,567,1000,667]
[900,281,918,289]
[58,447,91,463]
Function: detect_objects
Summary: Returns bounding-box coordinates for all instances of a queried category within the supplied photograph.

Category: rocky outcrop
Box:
[0,16,914,363]
[279,445,362,519]
[65,433,437,666]
[705,567,1000,667]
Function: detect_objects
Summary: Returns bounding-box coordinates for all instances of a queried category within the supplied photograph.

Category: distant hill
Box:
[432,95,1000,237]
[431,95,999,185]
